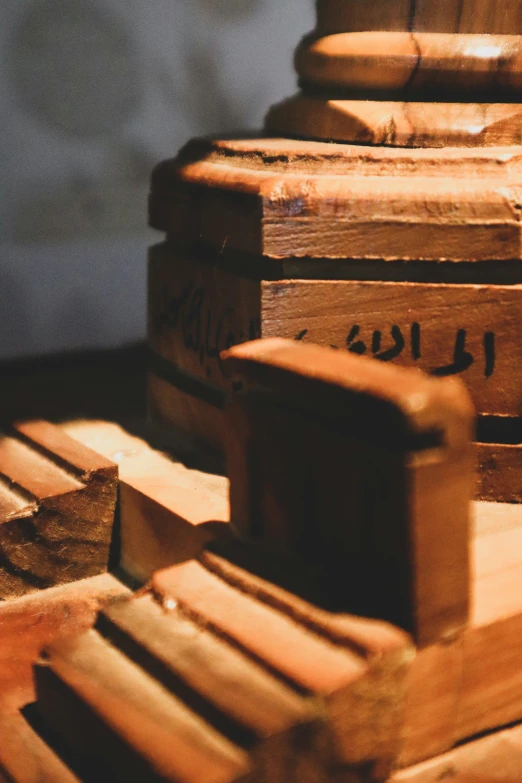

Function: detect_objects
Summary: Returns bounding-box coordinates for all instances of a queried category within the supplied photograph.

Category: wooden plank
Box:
[0,421,117,599]
[150,137,522,262]
[390,721,522,782]
[0,708,80,783]
[0,573,126,710]
[97,593,332,783]
[62,420,229,583]
[260,279,522,418]
[36,630,254,783]
[222,338,474,645]
[152,557,413,777]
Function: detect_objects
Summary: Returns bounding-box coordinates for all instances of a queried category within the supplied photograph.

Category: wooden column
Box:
[148,0,522,503]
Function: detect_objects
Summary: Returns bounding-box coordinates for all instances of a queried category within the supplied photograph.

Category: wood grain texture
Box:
[0,421,117,598]
[61,420,229,583]
[36,629,254,783]
[0,573,126,710]
[317,0,522,35]
[150,138,522,261]
[297,32,522,96]
[97,593,333,783]
[222,339,474,646]
[260,279,522,418]
[390,721,522,782]
[266,95,522,147]
[399,500,522,766]
[477,441,522,502]
[152,557,413,780]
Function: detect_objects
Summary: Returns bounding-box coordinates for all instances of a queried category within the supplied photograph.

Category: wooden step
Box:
[96,592,333,783]
[0,421,117,598]
[35,629,255,783]
[151,557,413,780]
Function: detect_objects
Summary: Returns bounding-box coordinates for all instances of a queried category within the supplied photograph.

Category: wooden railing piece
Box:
[0,421,117,598]
[61,420,229,582]
[152,557,413,780]
[222,338,474,646]
[36,629,255,783]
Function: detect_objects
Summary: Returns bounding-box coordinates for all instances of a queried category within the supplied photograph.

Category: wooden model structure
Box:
[2,0,522,780]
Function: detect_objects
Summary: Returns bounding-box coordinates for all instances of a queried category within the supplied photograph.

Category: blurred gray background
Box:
[0,0,313,360]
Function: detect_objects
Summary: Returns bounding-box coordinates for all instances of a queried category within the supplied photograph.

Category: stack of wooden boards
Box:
[148,0,522,506]
[1,340,522,781]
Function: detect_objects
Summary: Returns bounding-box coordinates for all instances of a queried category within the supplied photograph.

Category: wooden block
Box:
[36,629,254,783]
[0,573,126,710]
[152,556,413,780]
[222,338,474,645]
[0,708,80,783]
[399,499,522,766]
[317,0,522,35]
[296,32,522,97]
[0,421,117,598]
[96,593,333,783]
[266,95,522,147]
[390,722,522,782]
[61,420,229,583]
[150,137,522,262]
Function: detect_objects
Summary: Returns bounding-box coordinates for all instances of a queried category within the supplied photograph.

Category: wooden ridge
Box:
[296,32,522,97]
[150,138,522,262]
[0,421,117,598]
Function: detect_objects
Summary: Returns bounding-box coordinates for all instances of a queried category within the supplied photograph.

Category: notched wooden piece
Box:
[152,556,413,781]
[221,339,475,646]
[62,420,229,582]
[97,592,333,783]
[35,629,254,783]
[0,421,117,599]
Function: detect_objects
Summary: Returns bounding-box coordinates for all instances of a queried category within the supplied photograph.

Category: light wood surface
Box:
[0,421,117,598]
[266,95,522,147]
[62,420,229,583]
[36,630,254,783]
[150,139,522,261]
[296,32,522,96]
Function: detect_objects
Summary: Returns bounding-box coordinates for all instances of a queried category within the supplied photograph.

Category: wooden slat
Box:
[62,420,229,582]
[152,558,413,775]
[97,593,332,783]
[36,630,254,783]
[0,421,117,599]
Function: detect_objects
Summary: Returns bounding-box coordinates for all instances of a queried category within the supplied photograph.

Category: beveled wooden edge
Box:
[221,338,475,445]
[266,94,522,147]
